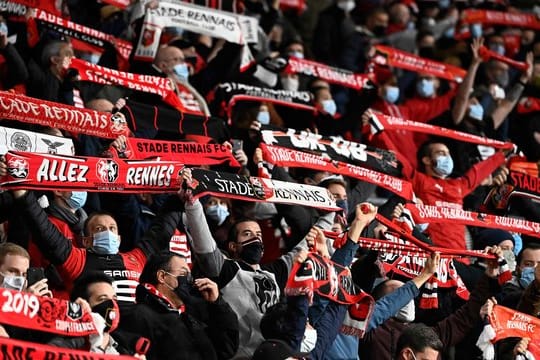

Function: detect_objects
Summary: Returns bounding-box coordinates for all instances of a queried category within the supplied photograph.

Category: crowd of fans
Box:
[0,0,539,359]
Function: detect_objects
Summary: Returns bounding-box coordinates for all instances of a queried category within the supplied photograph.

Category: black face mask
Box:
[92,299,120,333]
[173,273,194,298]
[239,238,264,264]
[372,25,387,37]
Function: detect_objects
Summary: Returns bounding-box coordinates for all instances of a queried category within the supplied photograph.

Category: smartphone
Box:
[27,267,46,287]
[231,139,243,152]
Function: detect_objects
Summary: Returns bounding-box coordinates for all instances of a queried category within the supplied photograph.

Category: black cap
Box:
[252,339,310,360]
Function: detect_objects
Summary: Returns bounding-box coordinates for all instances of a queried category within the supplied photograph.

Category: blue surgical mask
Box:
[322,99,337,116]
[205,204,230,226]
[93,230,120,255]
[0,22,8,36]
[257,111,270,125]
[470,24,482,38]
[384,86,400,104]
[335,199,348,214]
[288,51,304,59]
[439,0,450,9]
[416,79,435,98]
[489,44,505,56]
[519,266,535,288]
[416,223,429,232]
[444,26,455,38]
[173,63,189,81]
[65,191,87,210]
[468,103,484,121]
[434,155,453,176]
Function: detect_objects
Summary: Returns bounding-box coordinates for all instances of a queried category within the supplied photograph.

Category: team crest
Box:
[10,132,31,152]
[7,157,29,179]
[96,159,119,183]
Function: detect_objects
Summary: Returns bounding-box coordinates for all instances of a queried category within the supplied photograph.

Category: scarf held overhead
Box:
[461,9,540,30]
[0,126,74,156]
[0,91,130,139]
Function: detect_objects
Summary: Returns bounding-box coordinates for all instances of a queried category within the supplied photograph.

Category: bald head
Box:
[154,46,185,76]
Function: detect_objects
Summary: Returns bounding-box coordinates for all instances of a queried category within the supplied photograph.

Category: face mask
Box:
[444,26,455,39]
[395,299,415,323]
[468,103,484,121]
[416,79,435,98]
[372,25,387,37]
[65,191,87,210]
[239,238,264,264]
[439,0,450,9]
[288,51,304,59]
[257,111,270,125]
[384,86,400,104]
[0,22,8,36]
[300,327,317,353]
[519,266,535,288]
[495,71,509,88]
[416,223,429,232]
[281,77,299,91]
[172,272,194,299]
[92,230,120,255]
[92,299,120,333]
[322,99,337,116]
[502,250,516,272]
[1,274,25,291]
[173,63,189,81]
[335,199,348,214]
[206,204,230,226]
[337,0,355,13]
[434,155,453,176]
[489,44,505,56]
[470,24,482,38]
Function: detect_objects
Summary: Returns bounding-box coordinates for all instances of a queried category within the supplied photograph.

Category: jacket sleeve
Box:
[460,151,506,195]
[184,199,225,278]
[367,281,419,332]
[136,195,184,258]
[434,274,491,348]
[1,43,29,88]
[205,296,240,359]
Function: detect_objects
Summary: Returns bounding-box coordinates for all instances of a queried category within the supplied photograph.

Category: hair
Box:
[138,251,185,286]
[259,302,289,340]
[70,271,114,302]
[226,217,259,245]
[83,211,117,236]
[318,177,347,190]
[0,243,30,266]
[40,40,69,68]
[516,242,540,267]
[395,323,443,356]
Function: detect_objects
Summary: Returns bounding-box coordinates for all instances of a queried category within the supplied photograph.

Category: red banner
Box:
[406,204,540,239]
[479,46,529,72]
[0,288,97,336]
[0,91,130,139]
[285,56,371,90]
[517,96,540,114]
[369,111,515,150]
[121,137,240,167]
[0,337,137,359]
[261,143,414,200]
[372,45,466,83]
[68,58,195,114]
[461,9,540,30]
[1,151,186,193]
[280,0,306,13]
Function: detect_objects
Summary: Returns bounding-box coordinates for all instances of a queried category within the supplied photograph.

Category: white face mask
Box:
[395,299,415,323]
[337,0,355,12]
[1,273,26,291]
[300,327,317,352]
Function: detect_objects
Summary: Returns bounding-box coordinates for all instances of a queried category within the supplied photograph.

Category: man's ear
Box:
[50,55,60,66]
[421,155,432,168]
[228,242,238,256]
[81,236,92,248]
[156,270,166,284]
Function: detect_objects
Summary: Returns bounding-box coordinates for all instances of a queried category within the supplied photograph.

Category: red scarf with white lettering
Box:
[477,305,540,360]
[280,0,306,13]
[461,9,540,30]
[261,143,414,200]
[0,91,130,139]
[30,10,132,70]
[479,46,529,72]
[68,58,194,114]
[0,337,137,359]
[285,56,372,90]
[0,288,97,336]
[6,0,60,14]
[116,137,240,167]
[1,151,186,193]
[371,45,466,83]
[405,204,540,239]
[368,111,515,150]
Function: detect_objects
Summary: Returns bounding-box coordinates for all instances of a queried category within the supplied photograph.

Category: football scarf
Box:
[0,288,97,336]
[3,0,60,15]
[285,56,372,90]
[0,91,130,139]
[0,126,74,156]
[517,96,540,114]
[477,305,540,360]
[371,45,467,83]
[188,168,340,211]
[114,137,240,167]
[0,337,137,359]
[260,127,402,176]
[461,9,540,31]
[280,0,306,13]
[32,10,132,70]
[134,1,257,61]
[479,46,529,72]
[368,110,515,150]
[261,143,414,200]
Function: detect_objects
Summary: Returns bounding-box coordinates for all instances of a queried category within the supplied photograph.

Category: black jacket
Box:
[120,284,239,360]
